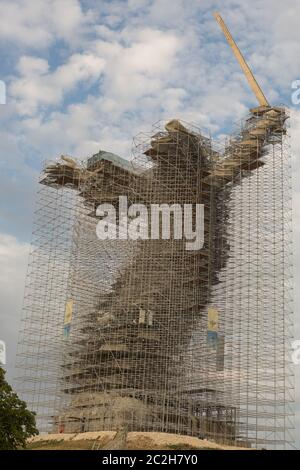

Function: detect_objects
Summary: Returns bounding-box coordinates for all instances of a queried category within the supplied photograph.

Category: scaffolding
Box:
[15,106,294,448]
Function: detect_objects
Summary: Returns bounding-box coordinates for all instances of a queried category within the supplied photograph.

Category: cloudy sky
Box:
[0,0,300,447]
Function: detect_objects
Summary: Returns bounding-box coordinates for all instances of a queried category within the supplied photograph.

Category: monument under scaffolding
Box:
[14,13,294,449]
[15,108,293,448]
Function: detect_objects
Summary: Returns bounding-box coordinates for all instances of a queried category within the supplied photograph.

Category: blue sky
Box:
[0,0,300,447]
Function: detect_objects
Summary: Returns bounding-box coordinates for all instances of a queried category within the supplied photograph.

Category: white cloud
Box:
[122,29,180,74]
[0,234,30,382]
[17,56,49,76]
[0,0,93,48]
[6,27,185,158]
[76,28,182,109]
[10,53,105,114]
[9,27,181,118]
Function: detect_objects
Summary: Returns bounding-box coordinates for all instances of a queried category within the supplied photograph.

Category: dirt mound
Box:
[28,431,250,450]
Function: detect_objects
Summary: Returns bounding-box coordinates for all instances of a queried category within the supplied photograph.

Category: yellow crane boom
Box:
[214,12,269,107]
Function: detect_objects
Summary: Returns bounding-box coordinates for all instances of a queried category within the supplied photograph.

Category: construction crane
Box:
[214,12,270,108]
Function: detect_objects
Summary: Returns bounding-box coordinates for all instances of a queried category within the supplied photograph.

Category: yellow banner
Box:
[207,307,218,331]
[64,300,73,325]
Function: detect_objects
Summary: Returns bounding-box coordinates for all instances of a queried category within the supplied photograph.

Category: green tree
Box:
[0,366,38,449]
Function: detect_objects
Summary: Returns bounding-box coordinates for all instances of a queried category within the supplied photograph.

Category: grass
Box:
[26,439,95,450]
[167,443,216,450]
